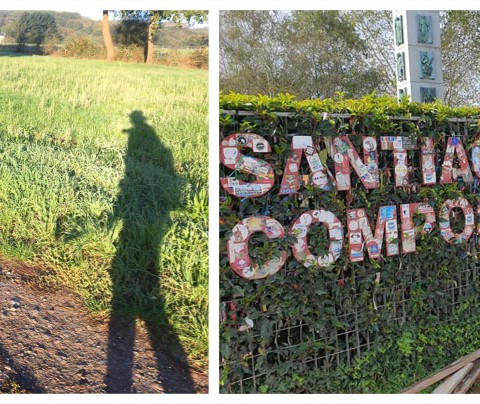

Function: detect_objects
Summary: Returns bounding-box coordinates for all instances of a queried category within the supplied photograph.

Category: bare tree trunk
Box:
[146,18,155,64]
[102,10,115,62]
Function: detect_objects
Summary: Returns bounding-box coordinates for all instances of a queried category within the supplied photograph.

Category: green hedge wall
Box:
[219,93,480,393]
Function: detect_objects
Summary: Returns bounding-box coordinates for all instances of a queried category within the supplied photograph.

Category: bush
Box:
[57,36,208,68]
[155,49,189,67]
[155,48,209,69]
[42,38,61,55]
[59,36,105,59]
[190,47,209,69]
[115,45,146,63]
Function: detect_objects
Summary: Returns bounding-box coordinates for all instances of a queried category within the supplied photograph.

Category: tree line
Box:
[1,11,102,44]
[220,10,480,106]
[1,10,208,64]
[102,10,207,64]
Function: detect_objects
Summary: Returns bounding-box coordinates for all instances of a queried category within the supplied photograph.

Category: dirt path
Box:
[0,259,207,394]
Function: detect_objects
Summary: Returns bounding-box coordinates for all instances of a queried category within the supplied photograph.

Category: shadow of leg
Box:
[105,110,197,394]
[145,322,197,393]
[0,343,46,393]
[104,314,135,393]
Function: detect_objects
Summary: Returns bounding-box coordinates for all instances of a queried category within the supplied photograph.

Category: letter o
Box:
[439,198,474,244]
[291,209,344,268]
[227,216,287,279]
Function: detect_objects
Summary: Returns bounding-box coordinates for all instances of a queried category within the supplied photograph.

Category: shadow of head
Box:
[130,110,146,125]
[122,110,149,135]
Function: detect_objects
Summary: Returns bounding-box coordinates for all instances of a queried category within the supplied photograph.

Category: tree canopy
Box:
[0,10,206,48]
[220,10,480,106]
[103,10,207,63]
[114,12,150,47]
[10,11,60,47]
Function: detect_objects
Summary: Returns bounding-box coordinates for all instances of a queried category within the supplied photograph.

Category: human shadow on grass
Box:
[104,111,196,393]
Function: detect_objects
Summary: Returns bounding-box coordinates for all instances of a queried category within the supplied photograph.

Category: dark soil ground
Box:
[0,259,207,394]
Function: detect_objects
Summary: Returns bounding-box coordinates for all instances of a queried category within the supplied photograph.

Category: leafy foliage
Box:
[220,10,480,106]
[0,379,29,394]
[441,11,480,106]
[114,15,150,47]
[220,93,480,393]
[220,91,480,119]
[220,11,394,99]
[0,10,207,51]
[116,10,208,64]
[11,11,60,47]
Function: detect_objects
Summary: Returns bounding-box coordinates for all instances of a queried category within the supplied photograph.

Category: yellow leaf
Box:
[319,148,328,165]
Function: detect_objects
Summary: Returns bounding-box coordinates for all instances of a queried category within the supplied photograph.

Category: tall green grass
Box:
[0,56,208,363]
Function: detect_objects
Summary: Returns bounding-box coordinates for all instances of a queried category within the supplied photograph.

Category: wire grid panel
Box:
[221,263,479,393]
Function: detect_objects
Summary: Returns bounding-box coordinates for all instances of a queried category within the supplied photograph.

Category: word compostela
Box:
[220,132,480,280]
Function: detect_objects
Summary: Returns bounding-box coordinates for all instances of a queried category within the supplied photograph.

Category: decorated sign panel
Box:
[221,132,480,278]
[439,137,473,184]
[347,206,399,262]
[228,216,287,279]
[220,133,274,198]
[279,136,332,194]
[291,209,343,268]
[333,136,379,191]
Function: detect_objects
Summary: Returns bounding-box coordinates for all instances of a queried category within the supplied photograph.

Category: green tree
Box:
[441,11,480,106]
[119,10,207,64]
[13,11,60,47]
[220,10,480,106]
[145,11,207,64]
[102,10,207,63]
[113,13,150,47]
[220,11,293,95]
[220,11,386,99]
[347,10,396,95]
[289,11,388,98]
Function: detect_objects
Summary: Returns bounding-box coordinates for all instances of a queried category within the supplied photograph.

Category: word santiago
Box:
[221,133,480,279]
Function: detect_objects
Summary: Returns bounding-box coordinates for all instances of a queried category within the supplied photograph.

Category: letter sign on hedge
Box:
[220,130,480,278]
[421,137,436,185]
[291,210,344,268]
[400,203,436,253]
[227,216,287,279]
[440,137,473,184]
[347,206,399,262]
[333,136,379,191]
[220,133,274,198]
[439,198,474,244]
[279,136,332,195]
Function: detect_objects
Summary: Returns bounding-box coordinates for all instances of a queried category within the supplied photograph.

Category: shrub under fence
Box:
[219,93,480,393]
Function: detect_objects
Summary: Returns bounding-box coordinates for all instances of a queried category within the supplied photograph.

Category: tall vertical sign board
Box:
[393,10,444,103]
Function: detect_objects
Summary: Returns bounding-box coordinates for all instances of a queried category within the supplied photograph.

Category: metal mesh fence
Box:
[221,262,480,393]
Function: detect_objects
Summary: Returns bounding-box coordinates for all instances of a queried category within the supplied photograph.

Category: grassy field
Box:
[0,56,208,363]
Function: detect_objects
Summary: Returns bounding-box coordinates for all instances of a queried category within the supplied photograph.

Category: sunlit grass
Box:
[0,56,208,363]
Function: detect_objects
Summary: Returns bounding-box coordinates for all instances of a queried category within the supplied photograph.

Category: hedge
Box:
[219,93,480,393]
